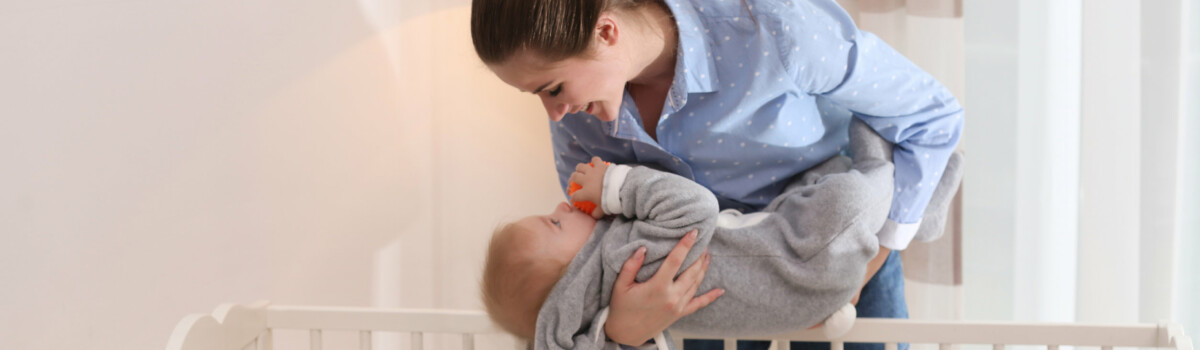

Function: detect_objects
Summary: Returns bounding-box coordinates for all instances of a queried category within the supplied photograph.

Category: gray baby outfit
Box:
[533,120,963,350]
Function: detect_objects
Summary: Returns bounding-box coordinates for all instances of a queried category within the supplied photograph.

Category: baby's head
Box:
[481,201,598,339]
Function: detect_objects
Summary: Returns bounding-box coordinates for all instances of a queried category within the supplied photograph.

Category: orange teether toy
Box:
[565,161,610,216]
[567,180,597,215]
[572,200,598,216]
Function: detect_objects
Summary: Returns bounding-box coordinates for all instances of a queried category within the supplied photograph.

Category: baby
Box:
[481,121,961,349]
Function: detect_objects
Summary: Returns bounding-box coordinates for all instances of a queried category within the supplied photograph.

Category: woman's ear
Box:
[594,13,620,48]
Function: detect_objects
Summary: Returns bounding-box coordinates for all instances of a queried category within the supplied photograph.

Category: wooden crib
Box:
[166,301,1193,350]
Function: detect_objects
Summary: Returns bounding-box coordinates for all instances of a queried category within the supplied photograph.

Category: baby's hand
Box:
[568,156,610,219]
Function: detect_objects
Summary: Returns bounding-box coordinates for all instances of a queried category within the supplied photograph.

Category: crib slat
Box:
[994,344,1005,350]
[725,338,736,349]
[359,330,371,350]
[749,319,1162,346]
[1102,347,1112,350]
[939,343,950,350]
[1048,345,1059,350]
[832,341,845,350]
[411,332,424,350]
[886,342,898,350]
[258,329,273,350]
[462,334,475,350]
[310,330,322,350]
[778,339,792,350]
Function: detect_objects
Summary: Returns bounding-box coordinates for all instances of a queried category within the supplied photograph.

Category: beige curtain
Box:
[836,0,966,324]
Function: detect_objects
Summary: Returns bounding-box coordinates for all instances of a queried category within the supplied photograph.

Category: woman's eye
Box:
[548,85,563,97]
[550,218,562,228]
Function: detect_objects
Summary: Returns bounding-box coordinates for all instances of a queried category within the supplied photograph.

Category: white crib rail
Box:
[675,320,1194,350]
[167,302,1193,350]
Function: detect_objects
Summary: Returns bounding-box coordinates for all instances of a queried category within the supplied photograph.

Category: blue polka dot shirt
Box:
[549,0,963,249]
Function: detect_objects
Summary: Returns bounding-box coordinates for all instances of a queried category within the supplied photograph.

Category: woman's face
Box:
[488,47,629,122]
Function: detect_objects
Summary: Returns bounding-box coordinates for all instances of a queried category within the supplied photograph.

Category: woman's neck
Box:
[626,3,677,89]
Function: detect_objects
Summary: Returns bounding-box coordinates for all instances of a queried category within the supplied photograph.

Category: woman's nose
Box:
[541,97,569,121]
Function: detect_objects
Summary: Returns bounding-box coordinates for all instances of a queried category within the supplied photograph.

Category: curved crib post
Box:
[166,301,270,350]
[1163,321,1194,350]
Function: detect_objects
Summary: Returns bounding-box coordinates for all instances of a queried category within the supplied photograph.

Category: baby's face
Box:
[516,202,598,264]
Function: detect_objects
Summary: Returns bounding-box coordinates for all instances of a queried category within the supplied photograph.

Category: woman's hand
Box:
[604,230,725,346]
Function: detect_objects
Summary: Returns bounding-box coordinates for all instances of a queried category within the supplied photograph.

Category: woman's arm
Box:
[852,246,890,305]
[779,0,963,251]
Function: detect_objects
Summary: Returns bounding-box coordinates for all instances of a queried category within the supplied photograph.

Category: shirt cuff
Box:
[602,165,632,216]
[877,219,921,250]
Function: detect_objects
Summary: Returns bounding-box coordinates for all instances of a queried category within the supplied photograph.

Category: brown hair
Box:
[470,0,656,64]
[480,222,570,340]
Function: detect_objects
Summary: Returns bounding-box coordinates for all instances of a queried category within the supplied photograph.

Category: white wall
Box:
[0,2,554,349]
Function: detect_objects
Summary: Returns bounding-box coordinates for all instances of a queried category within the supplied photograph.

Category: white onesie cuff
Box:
[591,306,668,350]
[876,219,921,250]
[601,165,632,216]
[653,333,669,350]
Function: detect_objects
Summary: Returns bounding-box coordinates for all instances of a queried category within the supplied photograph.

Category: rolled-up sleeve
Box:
[779,0,964,250]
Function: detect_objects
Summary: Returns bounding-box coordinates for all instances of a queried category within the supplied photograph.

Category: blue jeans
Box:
[682,250,909,350]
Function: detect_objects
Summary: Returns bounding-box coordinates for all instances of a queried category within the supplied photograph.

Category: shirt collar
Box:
[606,1,720,138]
[664,1,720,109]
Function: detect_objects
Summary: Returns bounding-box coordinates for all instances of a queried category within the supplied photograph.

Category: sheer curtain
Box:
[844,1,1197,336]
[959,0,1197,339]
[1169,0,1198,339]
[836,0,967,323]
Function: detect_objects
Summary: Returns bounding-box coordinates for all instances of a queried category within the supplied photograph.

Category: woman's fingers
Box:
[614,246,647,289]
[676,251,710,310]
[675,250,708,293]
[652,230,699,283]
[681,288,725,316]
[603,232,721,345]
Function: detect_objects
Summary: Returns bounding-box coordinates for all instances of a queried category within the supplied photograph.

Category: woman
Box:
[471,0,963,349]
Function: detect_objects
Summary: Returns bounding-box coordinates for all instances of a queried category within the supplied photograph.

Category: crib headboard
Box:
[167,301,1193,350]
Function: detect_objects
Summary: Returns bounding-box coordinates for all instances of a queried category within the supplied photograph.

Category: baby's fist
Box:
[568,157,610,217]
